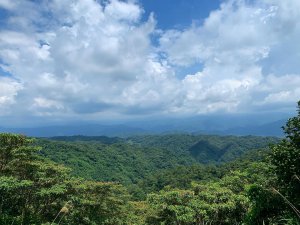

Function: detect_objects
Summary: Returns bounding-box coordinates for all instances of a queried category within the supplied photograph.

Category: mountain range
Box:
[0,115,287,137]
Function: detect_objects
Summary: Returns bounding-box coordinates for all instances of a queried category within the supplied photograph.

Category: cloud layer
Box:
[0,0,299,125]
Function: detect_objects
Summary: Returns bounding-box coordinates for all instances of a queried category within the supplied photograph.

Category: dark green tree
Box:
[0,133,133,225]
[0,134,70,224]
[247,101,300,224]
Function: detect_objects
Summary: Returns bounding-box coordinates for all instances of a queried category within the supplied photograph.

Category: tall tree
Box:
[270,101,300,220]
[247,101,300,224]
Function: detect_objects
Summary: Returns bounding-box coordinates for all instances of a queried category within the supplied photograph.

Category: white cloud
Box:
[158,0,300,113]
[0,0,16,10]
[0,0,174,120]
[0,77,22,114]
[32,97,64,110]
[0,0,299,125]
[105,0,142,22]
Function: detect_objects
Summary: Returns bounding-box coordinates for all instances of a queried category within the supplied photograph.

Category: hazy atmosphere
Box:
[0,0,299,128]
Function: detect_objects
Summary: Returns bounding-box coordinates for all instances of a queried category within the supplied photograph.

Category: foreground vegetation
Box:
[0,102,299,224]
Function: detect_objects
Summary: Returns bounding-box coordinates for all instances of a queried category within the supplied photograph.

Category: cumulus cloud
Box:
[159,0,300,113]
[0,0,16,10]
[0,0,169,119]
[0,0,299,125]
[0,77,22,114]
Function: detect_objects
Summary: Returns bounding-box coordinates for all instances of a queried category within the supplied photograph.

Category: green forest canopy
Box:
[0,101,299,224]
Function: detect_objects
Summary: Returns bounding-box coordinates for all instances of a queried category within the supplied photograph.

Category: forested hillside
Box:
[0,102,299,224]
[38,138,194,185]
[38,134,278,186]
[128,134,279,163]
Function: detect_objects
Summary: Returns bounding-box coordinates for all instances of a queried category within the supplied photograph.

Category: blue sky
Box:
[140,0,221,29]
[0,0,299,126]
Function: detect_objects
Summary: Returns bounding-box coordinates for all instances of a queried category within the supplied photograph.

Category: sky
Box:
[0,0,300,127]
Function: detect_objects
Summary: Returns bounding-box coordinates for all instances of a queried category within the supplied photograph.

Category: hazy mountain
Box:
[0,124,146,137]
[0,114,288,137]
[223,119,286,137]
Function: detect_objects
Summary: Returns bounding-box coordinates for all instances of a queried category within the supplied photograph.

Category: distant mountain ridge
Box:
[222,119,286,136]
[0,117,287,137]
[0,124,146,137]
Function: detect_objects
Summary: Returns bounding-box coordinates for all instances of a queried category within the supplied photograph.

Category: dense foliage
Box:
[1,101,299,224]
[246,101,300,224]
[38,134,277,185]
[129,134,278,163]
[0,134,133,224]
[38,139,194,185]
